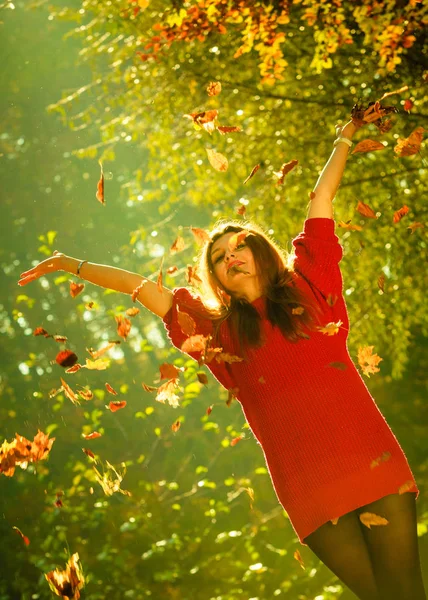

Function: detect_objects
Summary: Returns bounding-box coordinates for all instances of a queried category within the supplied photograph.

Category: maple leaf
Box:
[170,235,185,254]
[45,552,85,600]
[359,512,389,529]
[155,378,180,408]
[206,148,228,171]
[357,345,383,377]
[69,281,84,298]
[393,205,409,223]
[356,201,377,219]
[1,430,55,477]
[115,315,132,340]
[56,350,78,368]
[243,164,260,184]
[159,362,184,381]
[394,127,425,157]
[351,139,386,155]
[96,160,105,205]
[206,81,221,96]
[274,159,298,185]
[317,320,343,336]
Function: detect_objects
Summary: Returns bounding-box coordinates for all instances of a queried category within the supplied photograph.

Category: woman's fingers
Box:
[18,273,39,286]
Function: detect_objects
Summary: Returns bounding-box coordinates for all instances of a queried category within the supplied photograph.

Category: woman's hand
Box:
[18,251,68,286]
[335,119,360,140]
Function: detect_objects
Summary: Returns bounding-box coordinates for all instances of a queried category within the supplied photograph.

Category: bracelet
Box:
[333,136,353,148]
[76,260,88,277]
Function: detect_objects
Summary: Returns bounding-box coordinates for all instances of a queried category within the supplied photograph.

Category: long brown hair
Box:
[193,218,322,359]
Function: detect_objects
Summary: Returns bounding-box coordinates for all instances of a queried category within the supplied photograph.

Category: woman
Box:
[18,117,426,600]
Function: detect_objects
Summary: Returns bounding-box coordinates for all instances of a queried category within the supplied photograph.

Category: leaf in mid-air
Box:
[356,201,377,219]
[351,139,386,154]
[206,148,228,171]
[393,205,409,223]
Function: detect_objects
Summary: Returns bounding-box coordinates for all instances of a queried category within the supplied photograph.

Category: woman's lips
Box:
[227,260,245,271]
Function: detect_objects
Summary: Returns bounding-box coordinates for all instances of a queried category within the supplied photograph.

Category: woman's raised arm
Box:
[18,252,173,319]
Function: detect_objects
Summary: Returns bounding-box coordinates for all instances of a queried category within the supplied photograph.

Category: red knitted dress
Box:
[162,217,419,545]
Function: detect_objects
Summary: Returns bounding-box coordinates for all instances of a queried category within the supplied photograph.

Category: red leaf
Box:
[56,350,78,368]
[69,281,85,298]
[403,99,413,112]
[82,448,95,459]
[171,419,181,432]
[356,201,377,219]
[393,205,409,223]
[105,383,118,395]
[217,126,241,135]
[115,315,132,340]
[33,327,50,337]
[107,401,127,412]
[274,159,298,185]
[230,435,244,446]
[82,432,102,440]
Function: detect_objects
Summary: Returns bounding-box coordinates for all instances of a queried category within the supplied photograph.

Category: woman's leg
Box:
[356,492,426,600]
[303,509,379,600]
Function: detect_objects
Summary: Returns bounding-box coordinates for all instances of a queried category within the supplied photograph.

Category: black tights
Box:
[303,492,426,600]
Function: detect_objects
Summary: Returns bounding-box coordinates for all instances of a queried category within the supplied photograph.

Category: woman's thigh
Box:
[356,492,426,600]
[303,509,379,600]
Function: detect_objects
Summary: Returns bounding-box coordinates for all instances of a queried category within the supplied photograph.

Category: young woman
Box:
[18,118,426,600]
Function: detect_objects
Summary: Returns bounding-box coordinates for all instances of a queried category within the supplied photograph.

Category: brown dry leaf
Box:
[171,419,181,432]
[214,352,244,364]
[217,126,241,135]
[177,308,196,336]
[65,363,82,374]
[309,191,316,200]
[142,382,158,392]
[317,320,343,336]
[370,451,391,469]
[45,552,85,600]
[60,378,80,406]
[167,265,178,275]
[206,81,222,96]
[359,512,389,529]
[356,201,377,219]
[294,549,305,570]
[185,110,219,132]
[190,227,210,246]
[394,126,425,156]
[351,139,386,155]
[52,335,68,343]
[85,358,110,371]
[243,164,260,184]
[69,281,85,298]
[82,448,95,459]
[1,430,55,478]
[408,222,424,234]
[155,378,180,408]
[206,148,228,171]
[33,327,50,337]
[377,274,385,292]
[186,265,203,287]
[337,220,363,231]
[87,341,119,360]
[170,235,185,254]
[105,383,118,395]
[181,334,208,355]
[159,363,184,381]
[357,345,383,377]
[131,280,147,302]
[115,315,132,340]
[77,388,93,401]
[274,159,298,185]
[393,205,409,223]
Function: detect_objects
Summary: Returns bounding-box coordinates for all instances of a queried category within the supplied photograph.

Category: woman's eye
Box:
[214,243,245,265]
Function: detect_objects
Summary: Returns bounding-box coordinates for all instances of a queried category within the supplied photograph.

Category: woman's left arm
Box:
[307,120,360,220]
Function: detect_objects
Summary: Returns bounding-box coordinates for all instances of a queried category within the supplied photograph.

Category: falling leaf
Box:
[403,99,413,112]
[85,301,95,310]
[378,274,385,292]
[185,109,219,132]
[407,222,424,234]
[77,388,93,401]
[394,127,425,157]
[328,362,348,370]
[0,430,55,477]
[115,315,132,340]
[197,372,208,385]
[33,327,50,337]
[398,480,416,494]
[357,345,383,377]
[87,341,119,360]
[69,281,85,298]
[274,159,298,185]
[12,526,30,546]
[186,265,203,287]
[181,334,208,355]
[105,383,118,395]
[142,382,158,392]
[56,350,78,368]
[206,81,221,96]
[206,405,213,415]
[356,201,377,219]
[359,512,389,529]
[82,432,102,440]
[206,148,228,172]
[370,451,391,469]
[159,363,185,381]
[157,256,164,294]
[214,352,244,364]
[107,401,127,412]
[83,448,95,459]
[155,378,180,408]
[52,335,68,343]
[294,549,305,570]
[54,491,64,508]
[337,220,363,231]
[93,460,131,497]
[317,320,343,336]
[393,205,409,223]
[243,164,260,184]
[217,126,241,135]
[45,552,85,600]
[228,231,252,253]
[351,139,386,155]
[167,265,178,275]
[171,419,181,432]
[60,378,80,406]
[177,308,196,337]
[230,435,244,446]
[236,204,246,216]
[65,364,82,374]
[131,280,147,302]
[85,358,110,370]
[170,235,185,254]
[125,306,140,317]
[96,160,105,205]
[190,227,210,246]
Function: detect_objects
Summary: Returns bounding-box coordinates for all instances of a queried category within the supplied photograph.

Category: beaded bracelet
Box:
[76,260,88,277]
[333,136,353,148]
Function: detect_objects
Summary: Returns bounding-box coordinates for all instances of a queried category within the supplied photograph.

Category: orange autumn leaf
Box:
[82,432,102,440]
[356,201,377,219]
[394,126,425,157]
[186,265,203,287]
[65,364,83,374]
[131,280,147,302]
[60,378,80,406]
[126,306,140,317]
[217,125,241,135]
[142,382,158,392]
[171,419,181,432]
[115,315,131,340]
[317,320,343,336]
[393,205,409,223]
[1,430,55,477]
[337,220,363,231]
[177,308,196,336]
[357,345,383,377]
[190,227,210,246]
[87,341,119,360]
[206,404,213,415]
[167,265,178,275]
[13,526,30,546]
[105,383,118,395]
[228,231,252,253]
[155,378,180,408]
[351,139,386,155]
[181,334,208,355]
[159,363,184,381]
[96,160,105,205]
[403,99,413,112]
[359,512,389,529]
[377,274,385,292]
[407,222,424,234]
[185,109,219,132]
[213,352,244,365]
[107,401,127,412]
[33,326,50,337]
[230,435,244,446]
[206,81,221,96]
[206,148,228,171]
[294,549,305,570]
[56,350,78,368]
[77,388,93,401]
[274,159,298,185]
[309,191,316,200]
[82,448,95,459]
[243,164,260,184]
[45,552,85,600]
[69,281,85,298]
[85,301,95,310]
[236,204,246,216]
[170,235,185,254]
[157,256,164,294]
[370,451,391,469]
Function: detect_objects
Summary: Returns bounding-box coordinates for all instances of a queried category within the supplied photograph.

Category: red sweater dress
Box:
[162,217,419,545]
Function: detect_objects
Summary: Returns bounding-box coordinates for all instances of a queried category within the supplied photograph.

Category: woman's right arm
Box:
[18,252,173,319]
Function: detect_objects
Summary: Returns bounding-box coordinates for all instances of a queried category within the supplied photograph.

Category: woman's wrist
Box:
[339,120,359,140]
[61,256,79,275]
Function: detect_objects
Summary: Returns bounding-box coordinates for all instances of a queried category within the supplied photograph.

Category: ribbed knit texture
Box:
[163,218,419,545]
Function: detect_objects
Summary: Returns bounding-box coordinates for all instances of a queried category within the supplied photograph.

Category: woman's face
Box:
[209,232,262,301]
